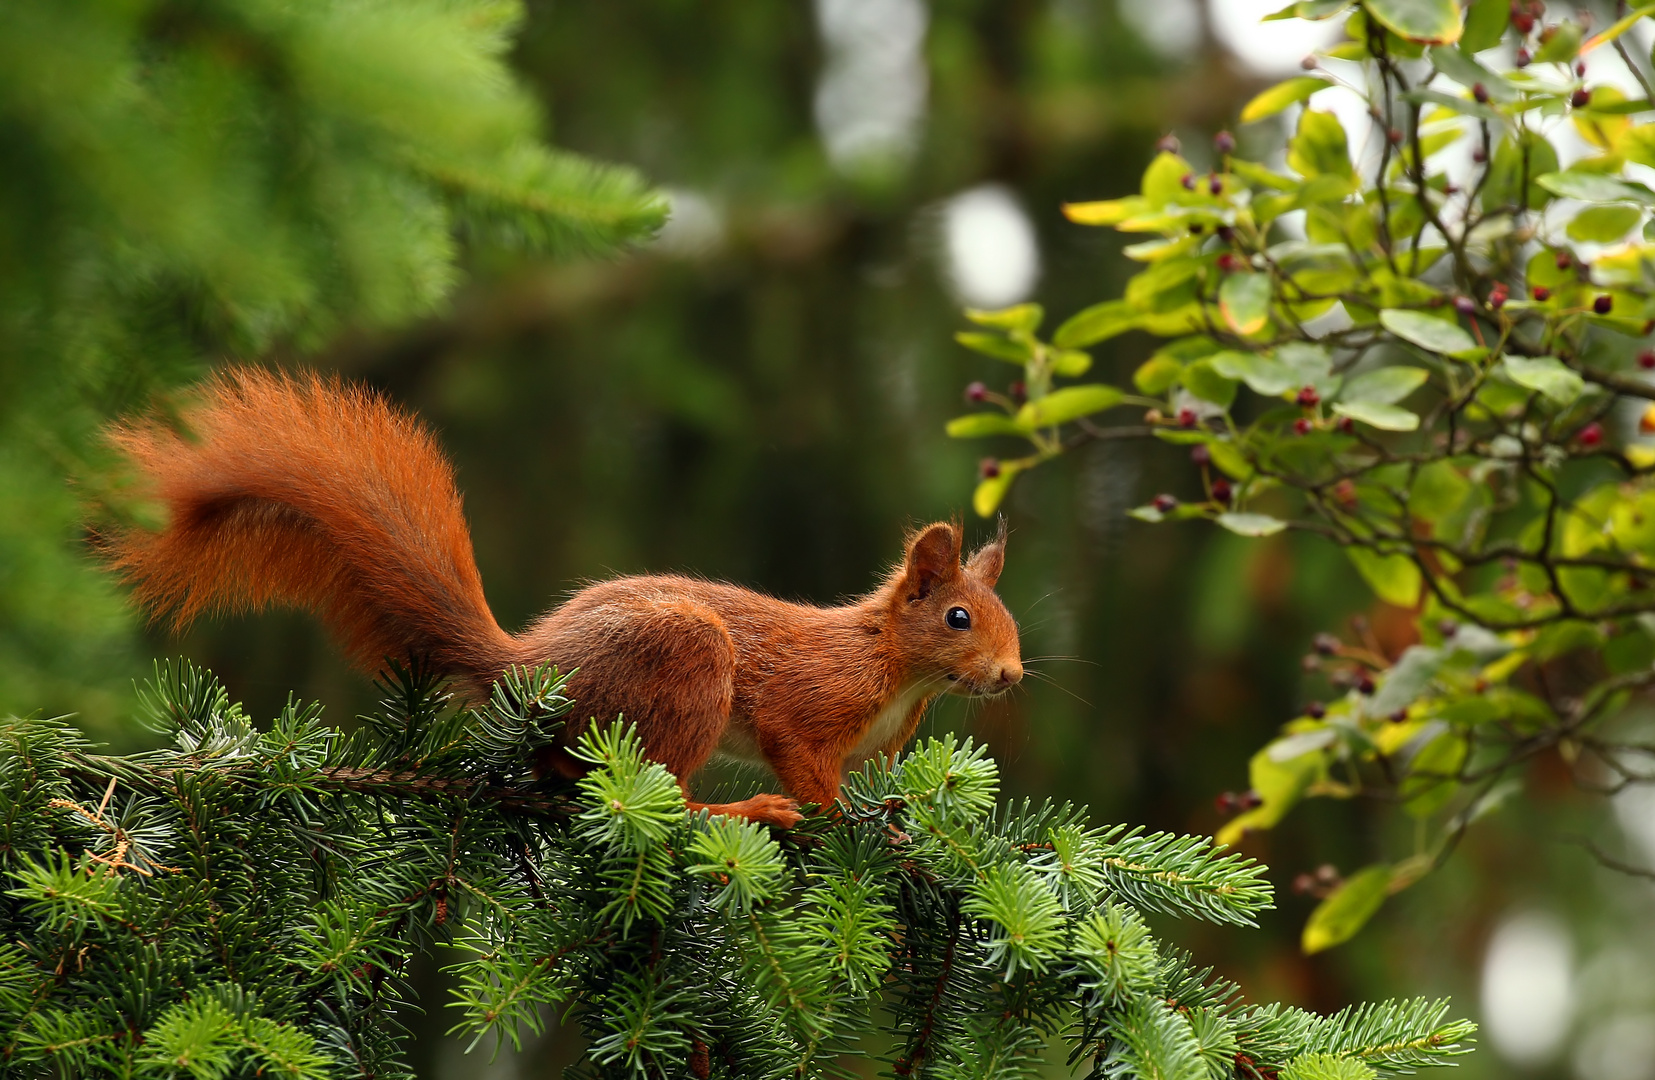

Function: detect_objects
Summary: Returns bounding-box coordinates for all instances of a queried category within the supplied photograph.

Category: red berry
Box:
[1389,709,1410,723]
[1153,493,1178,514]
[1209,174,1223,195]
[1556,251,1572,270]
[1178,407,1198,428]
[1473,83,1490,103]
[979,458,1001,479]
[1305,701,1326,719]
[1215,131,1236,154]
[1301,54,1318,70]
[1594,294,1613,315]
[1313,633,1340,656]
[1216,225,1235,243]
[1337,415,1355,434]
[1357,674,1376,695]
[1008,380,1026,402]
[1294,417,1313,435]
[1296,385,1321,408]
[1472,146,1488,163]
[1216,252,1240,273]
[1157,133,1181,154]
[1638,350,1655,370]
[1513,13,1535,34]
[1191,444,1211,467]
[1532,285,1551,301]
[1387,128,1403,144]
[1579,422,1604,448]
[1236,790,1263,810]
[1454,295,1476,315]
[1181,173,1196,191]
[1515,47,1532,67]
[1211,478,1233,504]
[1216,791,1239,814]
[965,381,988,403]
[1576,61,1587,77]
[1571,88,1590,109]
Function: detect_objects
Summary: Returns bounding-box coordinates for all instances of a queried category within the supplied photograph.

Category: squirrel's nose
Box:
[998,662,1023,686]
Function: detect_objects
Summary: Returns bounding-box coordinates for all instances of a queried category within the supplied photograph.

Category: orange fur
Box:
[103,369,1024,827]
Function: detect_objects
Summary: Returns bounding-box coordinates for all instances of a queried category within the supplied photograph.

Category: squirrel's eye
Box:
[945,606,971,631]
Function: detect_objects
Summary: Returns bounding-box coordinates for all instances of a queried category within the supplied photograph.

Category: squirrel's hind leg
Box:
[549,593,800,827]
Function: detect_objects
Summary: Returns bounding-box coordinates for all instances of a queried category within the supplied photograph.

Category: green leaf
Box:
[1181,359,1239,407]
[1212,350,1296,395]
[1340,366,1429,405]
[1532,19,1582,63]
[1063,196,1147,226]
[1378,309,1477,356]
[1426,46,1513,99]
[1053,349,1094,376]
[1347,547,1422,606]
[1219,273,1272,337]
[1365,0,1462,43]
[1217,513,1288,537]
[1583,6,1655,53]
[1054,299,1141,348]
[973,462,1023,516]
[1371,646,1444,715]
[1567,204,1644,242]
[1241,77,1333,123]
[1483,132,1560,211]
[1135,354,1184,394]
[1209,441,1255,480]
[1503,355,1584,406]
[1288,110,1354,179]
[965,304,1043,333]
[946,413,1028,438]
[1216,744,1322,845]
[1401,727,1468,819]
[1017,385,1126,427]
[955,331,1032,364]
[1459,0,1510,52]
[1302,865,1393,953]
[1332,402,1420,430]
[1536,169,1655,205]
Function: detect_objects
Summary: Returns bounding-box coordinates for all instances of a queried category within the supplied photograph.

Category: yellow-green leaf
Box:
[1365,0,1462,43]
[1460,0,1509,51]
[1134,354,1184,394]
[1347,547,1422,606]
[1241,77,1332,123]
[1503,355,1584,406]
[1219,273,1272,337]
[1016,385,1126,428]
[1217,513,1287,537]
[946,414,1028,439]
[973,462,1022,517]
[955,331,1032,364]
[1288,110,1354,180]
[1302,865,1393,953]
[1062,197,1146,226]
[965,304,1043,333]
[1054,300,1140,348]
[1567,204,1644,243]
[1052,349,1093,377]
[1378,308,1477,356]
[1583,5,1655,54]
[1332,401,1419,430]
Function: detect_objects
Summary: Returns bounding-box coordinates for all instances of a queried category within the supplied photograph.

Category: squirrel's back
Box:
[104,368,516,685]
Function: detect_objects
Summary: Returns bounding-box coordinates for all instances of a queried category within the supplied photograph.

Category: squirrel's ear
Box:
[901,522,961,601]
[964,517,1007,587]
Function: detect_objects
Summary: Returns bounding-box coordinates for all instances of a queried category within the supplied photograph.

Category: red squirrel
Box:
[102,369,1023,828]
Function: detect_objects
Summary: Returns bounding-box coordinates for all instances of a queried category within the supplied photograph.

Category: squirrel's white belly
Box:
[843,680,932,774]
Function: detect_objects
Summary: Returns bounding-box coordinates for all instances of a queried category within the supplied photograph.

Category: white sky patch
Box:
[1208,0,1339,74]
[1119,0,1203,60]
[1482,911,1575,1067]
[940,184,1041,309]
[813,0,928,175]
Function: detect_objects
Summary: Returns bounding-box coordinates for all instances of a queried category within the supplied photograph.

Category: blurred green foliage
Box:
[6,0,1655,1077]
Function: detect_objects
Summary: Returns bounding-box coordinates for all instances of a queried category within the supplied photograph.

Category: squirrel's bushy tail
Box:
[104,368,517,685]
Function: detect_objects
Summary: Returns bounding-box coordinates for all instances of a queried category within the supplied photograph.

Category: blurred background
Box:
[7,1,1655,1077]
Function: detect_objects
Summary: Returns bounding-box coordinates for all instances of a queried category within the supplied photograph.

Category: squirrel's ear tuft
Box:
[965,517,1007,587]
[902,522,961,601]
